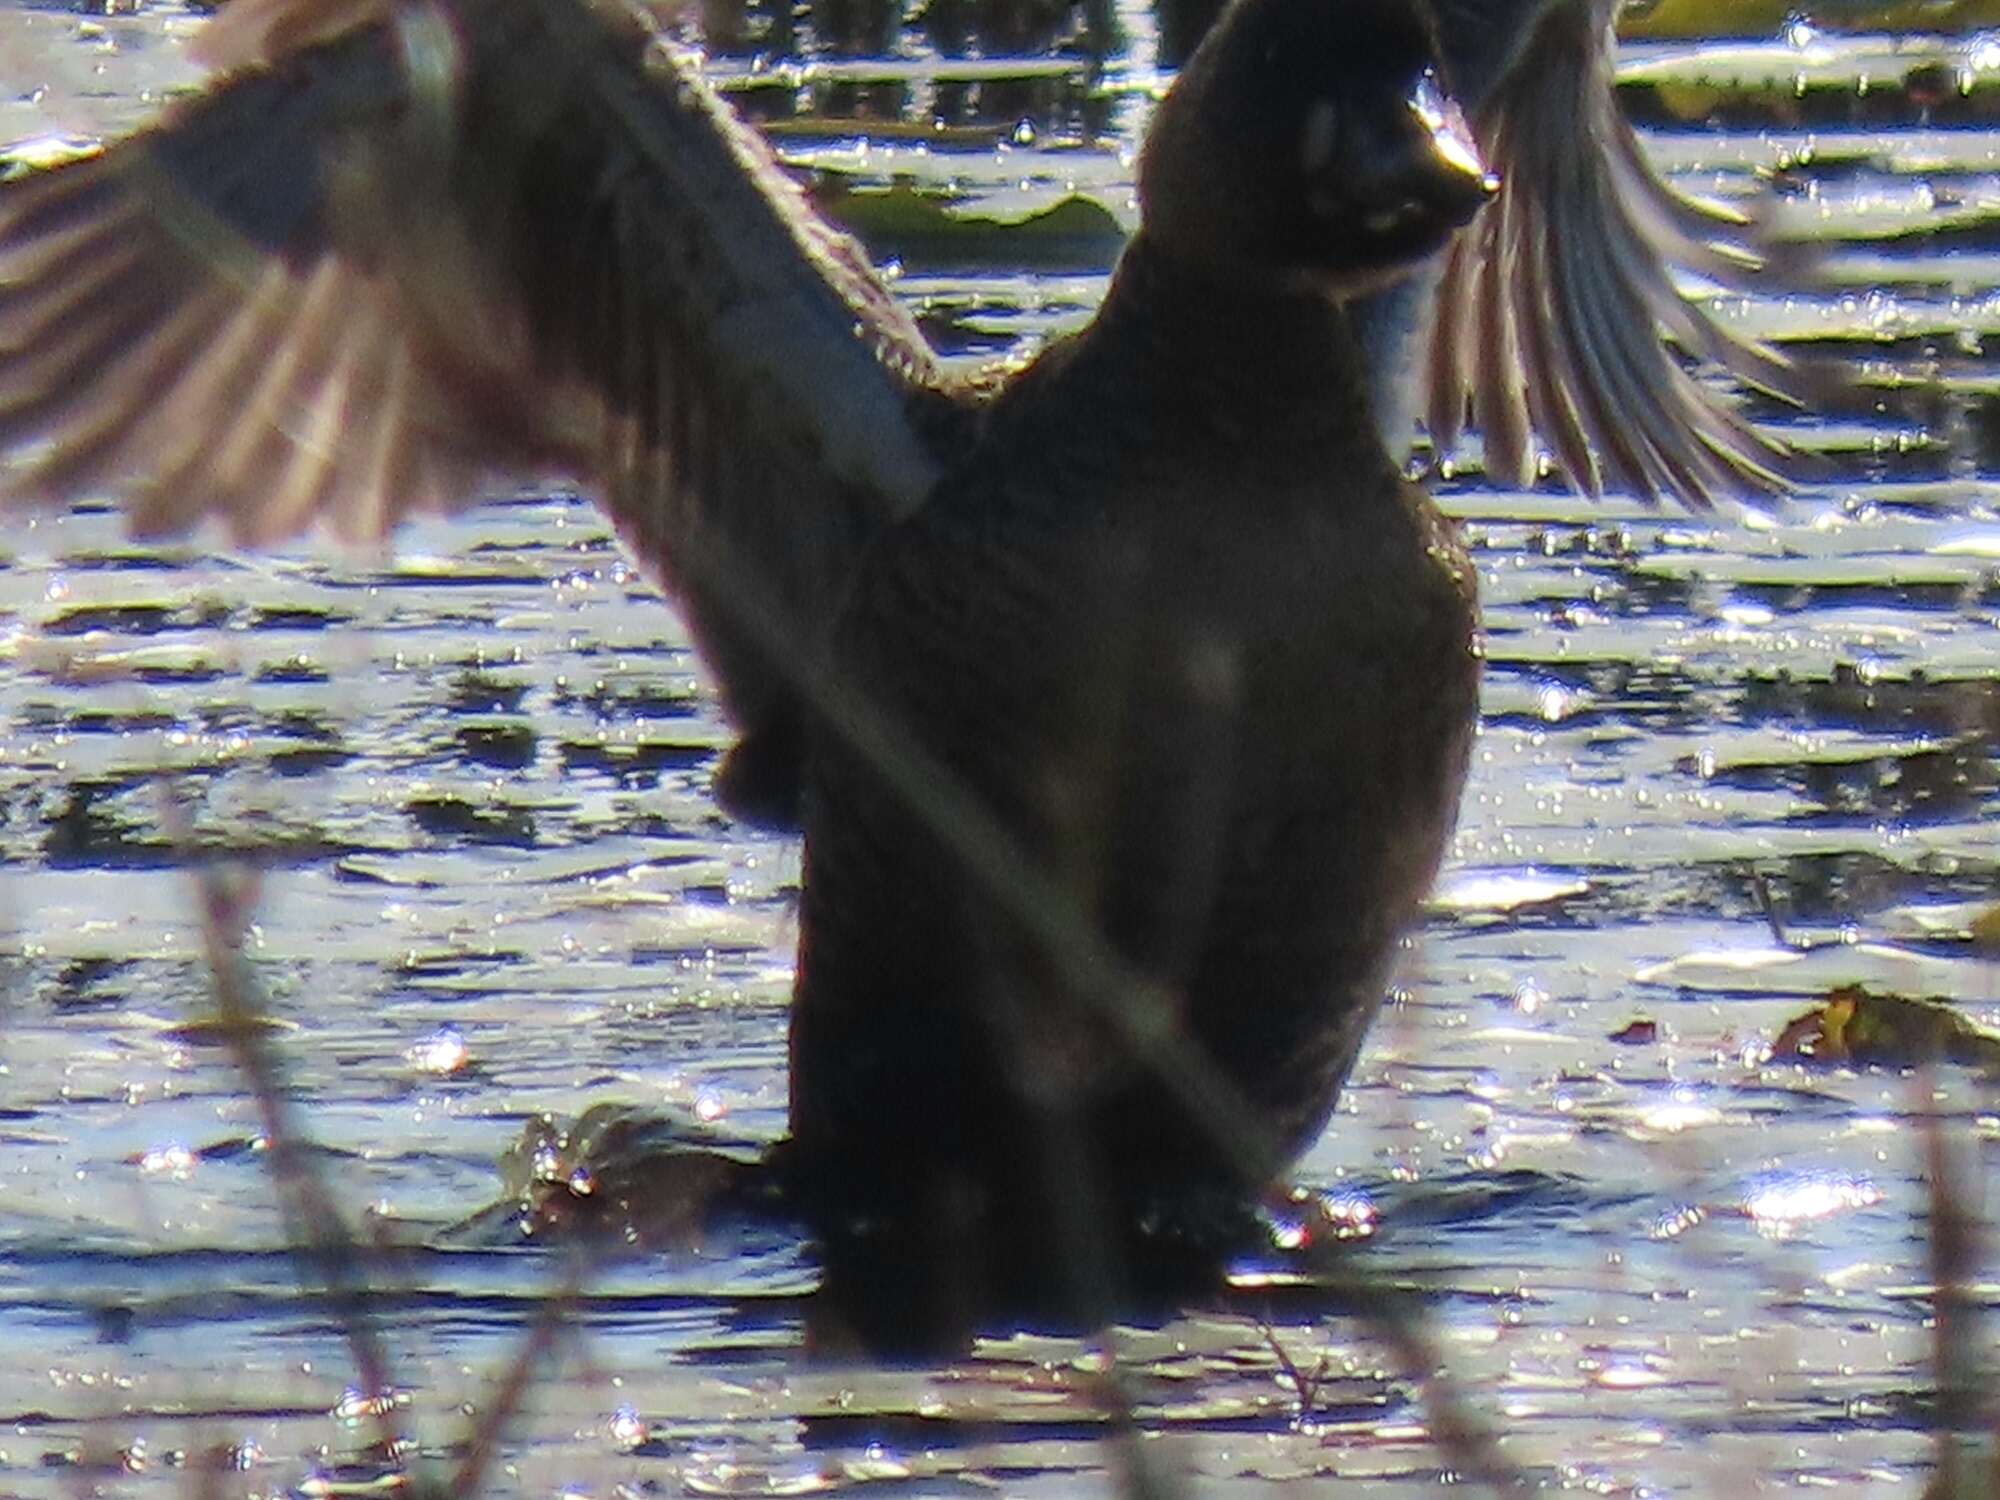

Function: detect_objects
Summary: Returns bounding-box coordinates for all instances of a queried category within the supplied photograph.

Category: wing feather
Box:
[0,0,959,738]
[1424,231,1474,462]
[1429,0,1820,507]
[1471,162,1529,491]
[1511,183,1599,496]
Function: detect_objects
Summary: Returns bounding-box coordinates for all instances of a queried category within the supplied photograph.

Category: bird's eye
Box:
[1299,97,1340,175]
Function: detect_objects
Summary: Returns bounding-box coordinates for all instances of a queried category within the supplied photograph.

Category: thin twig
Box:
[1918,1068,1983,1495]
[448,1266,585,1500]
[163,793,405,1458]
[1258,1322,1332,1419]
[1290,1238,1519,1491]
[1747,868,1794,950]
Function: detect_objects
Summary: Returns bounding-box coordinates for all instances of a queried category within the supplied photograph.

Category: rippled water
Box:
[2,1,1999,1494]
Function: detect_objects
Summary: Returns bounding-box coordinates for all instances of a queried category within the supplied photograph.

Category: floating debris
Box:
[1770,983,2000,1072]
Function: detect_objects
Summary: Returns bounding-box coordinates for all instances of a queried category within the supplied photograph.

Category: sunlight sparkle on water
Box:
[1651,1203,1706,1240]
[332,1386,409,1422]
[606,1406,648,1450]
[850,1444,912,1481]
[405,1026,470,1074]
[1536,682,1581,722]
[1431,868,1589,914]
[137,1143,196,1177]
[1321,1185,1378,1237]
[1589,1355,1669,1390]
[1741,1170,1883,1239]
[1636,1088,1721,1135]
[1712,602,1775,629]
[1266,1209,1309,1250]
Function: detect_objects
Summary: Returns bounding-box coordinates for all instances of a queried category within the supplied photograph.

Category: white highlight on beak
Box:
[1408,68,1499,192]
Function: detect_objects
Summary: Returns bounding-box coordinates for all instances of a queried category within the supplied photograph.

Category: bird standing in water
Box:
[0,0,1804,1320]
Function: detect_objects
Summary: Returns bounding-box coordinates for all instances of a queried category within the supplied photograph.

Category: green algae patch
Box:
[1621,0,2000,39]
[812,174,1129,264]
[1771,984,2000,1073]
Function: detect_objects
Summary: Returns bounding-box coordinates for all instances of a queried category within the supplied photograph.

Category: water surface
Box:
[1,2,1998,1494]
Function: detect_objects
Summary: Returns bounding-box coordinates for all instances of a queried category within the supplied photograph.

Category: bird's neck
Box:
[1084,234,1399,461]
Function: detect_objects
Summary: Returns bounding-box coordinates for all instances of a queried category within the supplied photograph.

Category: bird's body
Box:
[794,237,1480,1257]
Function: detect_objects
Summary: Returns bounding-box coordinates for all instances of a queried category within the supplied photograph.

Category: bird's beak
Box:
[1405,68,1500,228]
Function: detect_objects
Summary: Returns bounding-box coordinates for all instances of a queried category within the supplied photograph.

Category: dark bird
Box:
[0,0,1808,1319]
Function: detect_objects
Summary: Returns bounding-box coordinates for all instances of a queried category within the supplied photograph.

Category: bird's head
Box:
[1139,0,1499,293]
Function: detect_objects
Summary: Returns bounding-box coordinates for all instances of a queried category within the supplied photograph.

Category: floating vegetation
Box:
[1770,983,2000,1071]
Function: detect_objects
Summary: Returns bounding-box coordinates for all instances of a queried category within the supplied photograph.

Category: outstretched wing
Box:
[1425,0,1817,506]
[0,0,956,730]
